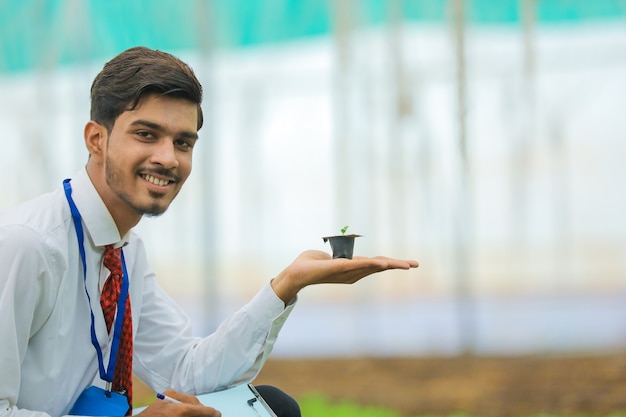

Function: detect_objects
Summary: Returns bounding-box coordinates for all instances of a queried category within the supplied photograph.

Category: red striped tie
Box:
[101,244,133,412]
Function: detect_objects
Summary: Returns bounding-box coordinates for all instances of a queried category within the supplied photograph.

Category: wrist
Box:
[270,271,301,305]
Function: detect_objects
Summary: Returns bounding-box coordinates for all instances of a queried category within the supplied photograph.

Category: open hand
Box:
[271,250,419,303]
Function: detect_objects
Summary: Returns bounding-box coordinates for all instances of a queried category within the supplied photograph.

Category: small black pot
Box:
[322,234,362,259]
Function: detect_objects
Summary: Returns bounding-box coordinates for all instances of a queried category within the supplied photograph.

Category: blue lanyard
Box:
[63,179,129,387]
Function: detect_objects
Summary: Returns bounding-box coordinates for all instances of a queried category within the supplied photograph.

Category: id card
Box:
[69,386,130,417]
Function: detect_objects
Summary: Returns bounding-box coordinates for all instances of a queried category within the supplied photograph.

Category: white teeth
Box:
[143,175,169,186]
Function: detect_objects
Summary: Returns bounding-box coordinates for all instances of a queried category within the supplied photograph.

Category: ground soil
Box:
[252,354,626,417]
[134,354,626,416]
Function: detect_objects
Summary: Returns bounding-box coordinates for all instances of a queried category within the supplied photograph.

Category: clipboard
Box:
[133,384,277,417]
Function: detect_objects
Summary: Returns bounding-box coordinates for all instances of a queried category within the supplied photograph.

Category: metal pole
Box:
[193,0,220,333]
[512,0,536,252]
[330,0,355,229]
[451,0,475,354]
[387,0,409,254]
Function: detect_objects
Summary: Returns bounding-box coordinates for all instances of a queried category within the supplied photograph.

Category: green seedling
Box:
[341,226,349,235]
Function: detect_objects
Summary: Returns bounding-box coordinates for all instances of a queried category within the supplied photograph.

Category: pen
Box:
[156,393,182,404]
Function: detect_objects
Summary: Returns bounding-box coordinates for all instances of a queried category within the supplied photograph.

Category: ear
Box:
[84,121,107,162]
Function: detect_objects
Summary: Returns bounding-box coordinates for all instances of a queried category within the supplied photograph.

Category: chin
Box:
[132,199,170,217]
[143,211,164,218]
[140,192,176,216]
[140,202,169,217]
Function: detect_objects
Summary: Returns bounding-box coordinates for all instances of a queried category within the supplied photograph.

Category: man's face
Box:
[100,94,198,219]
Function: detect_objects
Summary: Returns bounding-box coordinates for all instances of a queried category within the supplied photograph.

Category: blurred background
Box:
[1,0,625,359]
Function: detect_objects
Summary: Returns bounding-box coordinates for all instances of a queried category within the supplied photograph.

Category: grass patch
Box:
[299,394,407,417]
[298,394,626,417]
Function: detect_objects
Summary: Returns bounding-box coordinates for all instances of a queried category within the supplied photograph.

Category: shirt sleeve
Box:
[0,225,57,417]
[130,244,295,395]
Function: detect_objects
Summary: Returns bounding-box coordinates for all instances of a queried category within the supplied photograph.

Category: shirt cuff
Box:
[246,282,297,323]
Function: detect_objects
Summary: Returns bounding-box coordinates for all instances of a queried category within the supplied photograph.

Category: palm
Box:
[289,250,415,286]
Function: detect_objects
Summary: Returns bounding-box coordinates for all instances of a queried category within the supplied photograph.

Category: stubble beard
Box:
[105,158,170,217]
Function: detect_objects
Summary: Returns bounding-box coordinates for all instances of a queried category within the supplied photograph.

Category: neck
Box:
[85,163,142,238]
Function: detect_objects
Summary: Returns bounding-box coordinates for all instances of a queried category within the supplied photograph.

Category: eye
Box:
[175,138,196,150]
[136,130,155,140]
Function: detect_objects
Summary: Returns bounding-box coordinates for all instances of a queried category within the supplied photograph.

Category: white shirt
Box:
[0,168,294,417]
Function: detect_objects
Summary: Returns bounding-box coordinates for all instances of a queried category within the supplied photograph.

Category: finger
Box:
[143,400,221,417]
[182,404,221,417]
[177,404,221,417]
[370,256,419,269]
[162,389,201,405]
[346,256,389,267]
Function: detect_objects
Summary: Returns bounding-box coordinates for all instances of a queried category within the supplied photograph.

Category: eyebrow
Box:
[130,119,199,140]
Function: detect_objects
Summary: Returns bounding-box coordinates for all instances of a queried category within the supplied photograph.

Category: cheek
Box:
[179,154,193,178]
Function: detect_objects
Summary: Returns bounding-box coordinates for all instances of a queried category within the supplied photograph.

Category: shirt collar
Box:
[69,167,131,248]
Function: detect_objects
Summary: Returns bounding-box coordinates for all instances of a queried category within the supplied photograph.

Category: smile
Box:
[141,174,171,186]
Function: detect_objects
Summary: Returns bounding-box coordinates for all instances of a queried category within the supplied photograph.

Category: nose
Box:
[150,139,179,169]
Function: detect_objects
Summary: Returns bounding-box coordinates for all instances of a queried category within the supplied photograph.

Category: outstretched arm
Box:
[270,250,419,304]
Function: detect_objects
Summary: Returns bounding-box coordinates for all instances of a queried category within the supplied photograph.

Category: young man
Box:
[0,47,418,417]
